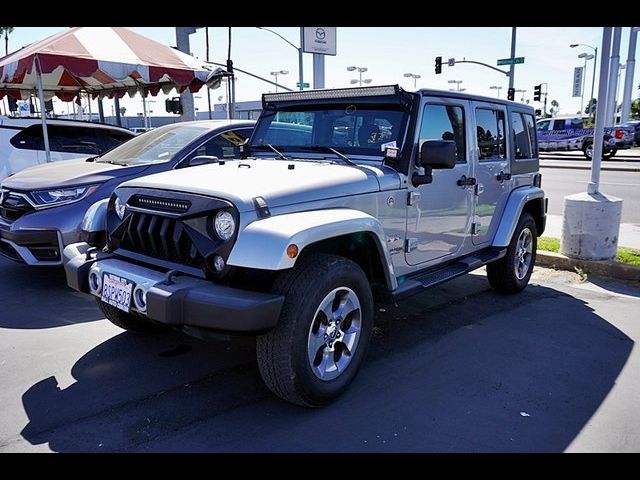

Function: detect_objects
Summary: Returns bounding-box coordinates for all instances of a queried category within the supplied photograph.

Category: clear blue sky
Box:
[5,27,639,117]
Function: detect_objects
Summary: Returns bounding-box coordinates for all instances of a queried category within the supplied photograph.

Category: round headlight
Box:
[114,196,126,220]
[214,211,235,240]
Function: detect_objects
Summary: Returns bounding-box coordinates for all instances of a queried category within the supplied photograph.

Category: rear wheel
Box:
[582,142,593,160]
[487,212,537,294]
[96,299,167,333]
[256,254,374,407]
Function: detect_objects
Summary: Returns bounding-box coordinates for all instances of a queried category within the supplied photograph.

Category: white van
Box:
[0,117,134,182]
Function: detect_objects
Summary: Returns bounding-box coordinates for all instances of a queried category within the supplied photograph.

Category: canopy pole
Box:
[142,93,148,129]
[35,57,51,163]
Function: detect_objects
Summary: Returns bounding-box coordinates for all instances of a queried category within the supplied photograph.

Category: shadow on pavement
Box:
[0,257,101,329]
[19,274,633,452]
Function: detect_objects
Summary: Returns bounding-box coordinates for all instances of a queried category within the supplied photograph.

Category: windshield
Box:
[97,124,209,166]
[250,105,409,159]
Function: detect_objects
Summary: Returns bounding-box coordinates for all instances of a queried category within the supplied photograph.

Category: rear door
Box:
[471,101,510,245]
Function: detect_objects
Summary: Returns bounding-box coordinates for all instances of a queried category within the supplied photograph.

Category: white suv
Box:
[0,117,135,182]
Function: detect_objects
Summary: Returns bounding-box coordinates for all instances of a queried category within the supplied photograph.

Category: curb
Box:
[536,250,640,281]
[539,163,640,172]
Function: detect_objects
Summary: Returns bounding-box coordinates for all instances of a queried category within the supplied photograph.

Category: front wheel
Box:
[487,213,537,294]
[256,254,374,407]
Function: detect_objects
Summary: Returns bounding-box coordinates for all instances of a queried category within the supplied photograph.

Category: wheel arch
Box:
[492,187,546,247]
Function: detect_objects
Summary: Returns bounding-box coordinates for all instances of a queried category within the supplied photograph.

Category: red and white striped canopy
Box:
[0,27,228,102]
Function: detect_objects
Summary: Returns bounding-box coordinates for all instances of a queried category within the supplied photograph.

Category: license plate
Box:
[101,273,134,313]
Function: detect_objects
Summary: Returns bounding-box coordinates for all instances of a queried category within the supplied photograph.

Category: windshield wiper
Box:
[252,144,289,161]
[300,145,358,166]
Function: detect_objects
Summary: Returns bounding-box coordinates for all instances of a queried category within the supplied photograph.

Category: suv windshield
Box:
[97,124,209,166]
[250,105,409,159]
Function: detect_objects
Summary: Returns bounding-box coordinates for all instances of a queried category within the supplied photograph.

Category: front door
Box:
[405,99,473,266]
[471,102,510,245]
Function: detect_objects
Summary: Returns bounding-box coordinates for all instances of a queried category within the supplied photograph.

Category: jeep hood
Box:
[120,159,400,212]
[2,158,151,190]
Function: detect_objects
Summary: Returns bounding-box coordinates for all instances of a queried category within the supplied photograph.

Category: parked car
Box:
[536,115,635,159]
[64,85,546,407]
[0,117,135,183]
[0,120,255,266]
[619,119,640,147]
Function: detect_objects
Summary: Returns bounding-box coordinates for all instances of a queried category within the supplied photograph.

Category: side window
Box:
[536,120,550,131]
[570,118,583,129]
[419,104,466,163]
[193,128,253,159]
[47,126,101,154]
[512,112,531,159]
[523,114,538,157]
[9,126,44,150]
[552,119,565,130]
[475,108,506,161]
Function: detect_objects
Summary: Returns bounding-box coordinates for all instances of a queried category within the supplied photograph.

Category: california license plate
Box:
[101,273,134,313]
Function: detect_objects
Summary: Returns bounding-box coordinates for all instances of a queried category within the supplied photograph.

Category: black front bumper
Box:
[0,226,61,263]
[65,247,285,333]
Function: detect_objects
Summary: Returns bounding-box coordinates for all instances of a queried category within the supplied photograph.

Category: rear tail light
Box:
[615,129,624,139]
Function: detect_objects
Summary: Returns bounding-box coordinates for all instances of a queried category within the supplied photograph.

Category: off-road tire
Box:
[256,254,374,407]
[487,212,537,294]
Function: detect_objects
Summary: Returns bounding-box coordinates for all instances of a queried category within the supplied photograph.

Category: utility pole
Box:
[620,27,638,123]
[508,27,517,90]
[606,27,622,125]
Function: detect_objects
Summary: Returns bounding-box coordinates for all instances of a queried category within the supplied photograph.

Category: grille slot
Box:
[120,212,204,268]
[0,193,34,222]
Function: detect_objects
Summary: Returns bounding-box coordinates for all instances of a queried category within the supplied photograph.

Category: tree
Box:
[549,99,560,116]
[585,98,597,115]
[631,99,640,120]
[0,27,14,56]
[119,107,127,116]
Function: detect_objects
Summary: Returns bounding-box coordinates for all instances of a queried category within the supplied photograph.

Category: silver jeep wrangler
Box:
[64,85,546,407]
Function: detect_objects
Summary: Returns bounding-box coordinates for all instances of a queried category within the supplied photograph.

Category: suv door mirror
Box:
[187,155,219,167]
[420,140,457,169]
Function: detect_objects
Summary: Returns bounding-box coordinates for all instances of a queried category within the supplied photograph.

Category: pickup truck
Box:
[536,116,635,159]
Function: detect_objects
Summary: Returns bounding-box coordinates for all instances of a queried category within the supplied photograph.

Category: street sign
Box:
[497,57,525,66]
[302,27,337,56]
[448,58,455,67]
[296,82,310,88]
[572,66,583,97]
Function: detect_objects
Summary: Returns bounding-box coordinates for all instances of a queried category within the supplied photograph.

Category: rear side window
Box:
[9,125,43,150]
[9,125,107,155]
[512,113,531,159]
[552,119,565,130]
[523,114,538,157]
[419,104,466,163]
[475,108,506,161]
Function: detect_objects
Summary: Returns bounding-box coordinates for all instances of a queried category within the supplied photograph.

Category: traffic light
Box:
[533,84,542,102]
[507,87,515,101]
[165,97,183,115]
[435,56,442,75]
[535,109,542,117]
[7,96,18,113]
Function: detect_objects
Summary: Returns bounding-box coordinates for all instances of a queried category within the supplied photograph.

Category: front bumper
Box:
[0,221,64,265]
[64,242,285,333]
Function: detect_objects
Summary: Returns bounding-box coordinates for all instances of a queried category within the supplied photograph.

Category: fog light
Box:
[89,271,101,294]
[213,255,225,272]
[133,286,147,312]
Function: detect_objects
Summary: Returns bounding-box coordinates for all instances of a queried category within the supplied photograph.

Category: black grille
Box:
[0,192,34,222]
[130,195,191,213]
[119,212,204,268]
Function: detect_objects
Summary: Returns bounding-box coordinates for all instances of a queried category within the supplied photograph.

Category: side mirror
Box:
[420,140,457,169]
[187,155,219,167]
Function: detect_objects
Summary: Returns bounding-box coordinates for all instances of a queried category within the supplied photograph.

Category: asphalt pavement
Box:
[0,256,638,452]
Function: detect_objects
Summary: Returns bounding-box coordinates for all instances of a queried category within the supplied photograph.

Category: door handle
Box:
[496,171,511,182]
[457,175,477,187]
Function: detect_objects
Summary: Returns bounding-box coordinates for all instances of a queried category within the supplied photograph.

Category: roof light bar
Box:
[263,85,399,104]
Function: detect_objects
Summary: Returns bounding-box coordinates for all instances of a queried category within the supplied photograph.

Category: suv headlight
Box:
[214,211,236,240]
[114,196,126,220]
[31,184,100,206]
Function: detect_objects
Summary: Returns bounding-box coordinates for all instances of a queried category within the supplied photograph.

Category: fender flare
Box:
[81,198,108,233]
[492,186,545,247]
[227,208,398,290]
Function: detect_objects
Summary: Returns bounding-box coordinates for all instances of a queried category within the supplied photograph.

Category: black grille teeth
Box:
[120,212,204,268]
[0,193,34,222]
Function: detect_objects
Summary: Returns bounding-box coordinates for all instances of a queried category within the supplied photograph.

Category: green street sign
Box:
[497,57,525,66]
[296,82,310,88]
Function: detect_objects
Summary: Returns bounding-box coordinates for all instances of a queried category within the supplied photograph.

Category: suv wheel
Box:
[582,142,593,160]
[487,212,537,294]
[256,254,373,407]
[96,299,168,333]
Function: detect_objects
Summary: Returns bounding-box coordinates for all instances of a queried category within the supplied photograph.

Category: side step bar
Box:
[390,247,507,301]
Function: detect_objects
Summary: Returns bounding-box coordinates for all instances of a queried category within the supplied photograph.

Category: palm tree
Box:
[0,27,14,56]
[550,99,560,115]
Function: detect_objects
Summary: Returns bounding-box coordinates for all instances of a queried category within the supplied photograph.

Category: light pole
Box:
[270,70,289,92]
[257,27,304,91]
[577,53,595,115]
[347,66,371,86]
[515,89,527,102]
[448,79,464,91]
[403,72,421,88]
[146,100,156,128]
[490,85,502,98]
[615,63,626,118]
[570,43,598,119]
